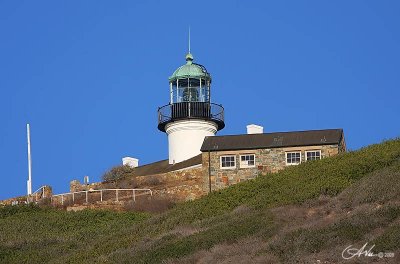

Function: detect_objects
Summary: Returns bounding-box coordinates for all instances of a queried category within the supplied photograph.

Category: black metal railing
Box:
[158,102,225,132]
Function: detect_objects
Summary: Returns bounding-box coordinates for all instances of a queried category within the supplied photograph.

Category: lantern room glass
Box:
[171,78,210,104]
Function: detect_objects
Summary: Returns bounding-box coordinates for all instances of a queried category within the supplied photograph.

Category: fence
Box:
[51,188,153,206]
[26,186,48,203]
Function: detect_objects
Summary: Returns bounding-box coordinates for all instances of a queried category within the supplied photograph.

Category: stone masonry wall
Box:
[202,144,342,191]
[70,166,205,202]
[0,185,53,206]
[68,142,345,204]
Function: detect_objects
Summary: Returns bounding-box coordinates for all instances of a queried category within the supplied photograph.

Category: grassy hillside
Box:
[1,139,400,263]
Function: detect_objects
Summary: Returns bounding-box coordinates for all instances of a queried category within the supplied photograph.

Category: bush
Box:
[102,165,135,182]
[143,175,163,186]
[124,196,175,213]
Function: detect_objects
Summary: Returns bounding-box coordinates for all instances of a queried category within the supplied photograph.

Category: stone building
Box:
[200,127,346,191]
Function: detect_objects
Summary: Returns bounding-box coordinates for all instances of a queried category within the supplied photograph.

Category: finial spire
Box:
[188,26,191,54]
[186,27,193,64]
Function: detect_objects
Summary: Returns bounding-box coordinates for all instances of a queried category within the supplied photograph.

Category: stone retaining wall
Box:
[70,166,205,202]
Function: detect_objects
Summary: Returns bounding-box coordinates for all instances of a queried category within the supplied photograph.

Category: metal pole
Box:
[188,26,191,54]
[170,82,173,104]
[100,190,103,202]
[72,193,75,203]
[116,190,119,202]
[27,124,32,195]
[208,150,211,193]
[86,191,88,203]
[199,78,202,101]
[176,80,179,102]
[133,190,135,202]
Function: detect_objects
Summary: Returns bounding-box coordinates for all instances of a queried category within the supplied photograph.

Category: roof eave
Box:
[201,141,342,152]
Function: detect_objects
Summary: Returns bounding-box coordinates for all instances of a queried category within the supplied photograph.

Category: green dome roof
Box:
[169,53,211,81]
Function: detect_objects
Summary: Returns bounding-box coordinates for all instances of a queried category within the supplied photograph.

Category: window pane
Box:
[221,156,235,168]
[306,151,321,161]
[287,152,301,164]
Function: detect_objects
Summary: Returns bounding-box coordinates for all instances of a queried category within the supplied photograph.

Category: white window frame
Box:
[285,151,301,165]
[305,150,321,161]
[239,154,256,168]
[220,155,236,169]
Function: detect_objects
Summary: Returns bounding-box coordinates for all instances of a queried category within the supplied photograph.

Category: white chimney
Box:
[122,157,139,168]
[247,124,263,134]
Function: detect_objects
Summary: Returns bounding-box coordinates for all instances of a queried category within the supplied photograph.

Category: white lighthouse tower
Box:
[158,52,225,164]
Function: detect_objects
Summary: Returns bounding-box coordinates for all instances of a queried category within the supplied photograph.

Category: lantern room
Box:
[169,53,211,103]
[158,53,224,133]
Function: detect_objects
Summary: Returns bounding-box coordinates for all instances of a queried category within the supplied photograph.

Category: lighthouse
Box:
[158,52,225,164]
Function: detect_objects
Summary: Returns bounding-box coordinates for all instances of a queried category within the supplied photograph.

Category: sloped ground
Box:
[0,139,399,263]
[165,163,400,263]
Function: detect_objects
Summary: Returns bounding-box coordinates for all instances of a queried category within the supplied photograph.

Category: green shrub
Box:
[102,164,135,182]
[0,205,149,264]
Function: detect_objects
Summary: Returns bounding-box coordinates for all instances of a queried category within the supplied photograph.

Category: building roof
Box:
[130,154,202,177]
[201,129,344,152]
[169,53,211,81]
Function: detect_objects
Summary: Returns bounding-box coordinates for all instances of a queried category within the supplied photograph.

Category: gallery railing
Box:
[158,102,224,131]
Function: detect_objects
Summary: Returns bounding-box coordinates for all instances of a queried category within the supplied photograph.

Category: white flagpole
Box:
[27,124,32,195]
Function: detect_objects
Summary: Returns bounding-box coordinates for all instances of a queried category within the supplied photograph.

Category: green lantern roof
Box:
[169,53,211,82]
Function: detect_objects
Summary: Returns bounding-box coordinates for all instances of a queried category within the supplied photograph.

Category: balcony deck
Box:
[158,102,225,132]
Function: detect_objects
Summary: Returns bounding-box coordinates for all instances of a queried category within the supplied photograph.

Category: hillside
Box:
[1,139,400,263]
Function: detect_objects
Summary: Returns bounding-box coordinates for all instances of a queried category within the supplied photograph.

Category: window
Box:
[240,154,255,168]
[286,152,301,165]
[306,150,321,161]
[220,155,236,169]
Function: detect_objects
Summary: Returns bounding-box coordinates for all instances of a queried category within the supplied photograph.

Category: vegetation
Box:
[0,205,149,263]
[102,164,135,182]
[1,139,400,263]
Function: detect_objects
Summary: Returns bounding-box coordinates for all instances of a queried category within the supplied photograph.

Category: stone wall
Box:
[0,195,29,206]
[70,166,205,202]
[203,144,343,191]
[0,185,52,206]
[2,141,346,209]
[68,142,345,204]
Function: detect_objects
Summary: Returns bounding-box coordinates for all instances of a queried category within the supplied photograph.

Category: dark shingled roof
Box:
[130,154,202,177]
[201,129,344,152]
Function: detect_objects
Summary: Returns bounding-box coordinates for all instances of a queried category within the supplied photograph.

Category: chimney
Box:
[122,157,139,168]
[247,124,263,134]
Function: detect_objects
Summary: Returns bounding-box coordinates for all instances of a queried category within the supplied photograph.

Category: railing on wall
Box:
[51,188,153,206]
[158,102,225,132]
[27,186,47,203]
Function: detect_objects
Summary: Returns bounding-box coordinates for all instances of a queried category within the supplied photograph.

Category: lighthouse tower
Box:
[158,52,225,164]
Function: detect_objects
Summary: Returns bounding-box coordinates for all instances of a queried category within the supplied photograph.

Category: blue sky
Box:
[1,1,399,199]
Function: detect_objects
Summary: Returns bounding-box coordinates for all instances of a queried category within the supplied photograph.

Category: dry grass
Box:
[124,195,175,213]
[163,237,277,264]
[265,163,400,263]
